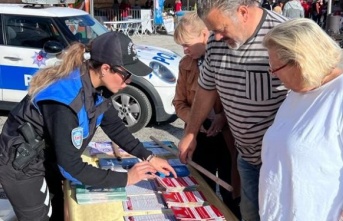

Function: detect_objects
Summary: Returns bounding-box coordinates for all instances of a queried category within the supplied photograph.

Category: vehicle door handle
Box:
[4,56,22,61]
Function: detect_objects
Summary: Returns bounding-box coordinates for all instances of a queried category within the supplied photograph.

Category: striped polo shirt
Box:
[199,10,288,165]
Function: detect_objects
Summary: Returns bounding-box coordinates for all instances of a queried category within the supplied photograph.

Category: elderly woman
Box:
[259,18,343,220]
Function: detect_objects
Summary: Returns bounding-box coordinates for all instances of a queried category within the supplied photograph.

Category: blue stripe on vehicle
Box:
[0,65,38,90]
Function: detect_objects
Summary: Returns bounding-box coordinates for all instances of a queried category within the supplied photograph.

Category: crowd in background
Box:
[261,0,330,28]
[109,0,184,20]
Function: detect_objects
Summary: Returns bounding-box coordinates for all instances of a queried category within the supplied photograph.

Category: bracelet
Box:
[146,154,156,162]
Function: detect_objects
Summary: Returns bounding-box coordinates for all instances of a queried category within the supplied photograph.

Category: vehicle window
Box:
[57,15,107,44]
[3,15,64,48]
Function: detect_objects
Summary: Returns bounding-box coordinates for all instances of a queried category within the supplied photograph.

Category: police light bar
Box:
[21,0,75,4]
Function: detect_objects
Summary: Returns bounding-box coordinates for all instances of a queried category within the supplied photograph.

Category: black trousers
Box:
[192,131,239,214]
[0,162,64,221]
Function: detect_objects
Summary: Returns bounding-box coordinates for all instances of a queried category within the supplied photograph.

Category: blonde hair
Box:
[263,18,342,87]
[174,11,207,45]
[28,43,87,98]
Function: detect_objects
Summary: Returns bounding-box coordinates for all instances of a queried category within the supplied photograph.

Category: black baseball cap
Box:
[90,32,152,77]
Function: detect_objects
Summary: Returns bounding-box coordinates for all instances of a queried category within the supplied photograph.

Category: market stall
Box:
[64,140,238,221]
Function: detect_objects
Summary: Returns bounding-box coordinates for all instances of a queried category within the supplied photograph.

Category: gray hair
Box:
[196,0,258,19]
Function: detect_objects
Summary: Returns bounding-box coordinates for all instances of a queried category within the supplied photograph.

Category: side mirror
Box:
[43,40,64,55]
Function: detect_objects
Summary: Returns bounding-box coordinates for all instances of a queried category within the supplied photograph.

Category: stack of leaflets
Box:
[73,184,127,205]
[155,176,199,192]
[122,193,168,215]
[98,158,140,172]
[89,140,178,158]
[126,180,158,196]
[167,158,187,167]
[171,205,225,220]
[156,164,190,178]
[88,141,134,158]
[165,159,191,177]
[170,165,190,177]
[142,141,176,157]
[88,141,114,156]
[162,191,208,208]
[124,213,177,221]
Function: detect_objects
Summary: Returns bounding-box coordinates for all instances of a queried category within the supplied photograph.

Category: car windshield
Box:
[56,15,108,44]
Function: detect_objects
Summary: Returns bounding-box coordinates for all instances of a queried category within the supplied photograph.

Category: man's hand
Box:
[126,161,157,186]
[178,133,197,164]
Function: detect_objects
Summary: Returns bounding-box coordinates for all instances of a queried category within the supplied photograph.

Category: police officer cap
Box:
[90,32,152,77]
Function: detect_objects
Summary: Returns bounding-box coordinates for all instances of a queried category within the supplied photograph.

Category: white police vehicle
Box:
[0,0,181,133]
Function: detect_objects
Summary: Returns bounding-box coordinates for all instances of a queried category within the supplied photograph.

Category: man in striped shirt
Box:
[177,0,288,220]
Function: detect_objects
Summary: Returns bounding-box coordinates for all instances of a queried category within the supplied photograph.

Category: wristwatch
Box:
[146,154,156,162]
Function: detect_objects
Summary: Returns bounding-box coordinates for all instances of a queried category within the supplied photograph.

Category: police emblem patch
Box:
[71,127,83,149]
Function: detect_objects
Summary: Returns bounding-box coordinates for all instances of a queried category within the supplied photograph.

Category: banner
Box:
[141,9,153,33]
[163,17,174,33]
[154,0,165,25]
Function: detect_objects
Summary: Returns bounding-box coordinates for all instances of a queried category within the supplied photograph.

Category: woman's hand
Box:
[149,156,177,178]
[206,112,227,137]
[126,161,157,186]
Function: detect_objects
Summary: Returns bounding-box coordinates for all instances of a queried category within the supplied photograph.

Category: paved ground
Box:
[131,33,184,56]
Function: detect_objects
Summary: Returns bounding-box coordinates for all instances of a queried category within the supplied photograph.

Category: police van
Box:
[0,0,181,132]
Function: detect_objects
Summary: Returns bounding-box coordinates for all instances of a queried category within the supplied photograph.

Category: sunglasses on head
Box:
[111,66,132,82]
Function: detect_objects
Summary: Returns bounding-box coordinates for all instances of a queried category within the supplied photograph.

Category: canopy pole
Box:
[328,0,332,15]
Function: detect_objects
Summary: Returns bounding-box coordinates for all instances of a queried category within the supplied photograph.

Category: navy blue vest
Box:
[33,69,109,183]
[33,69,105,137]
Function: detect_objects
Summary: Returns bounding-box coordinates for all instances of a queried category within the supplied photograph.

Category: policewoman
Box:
[0,32,176,221]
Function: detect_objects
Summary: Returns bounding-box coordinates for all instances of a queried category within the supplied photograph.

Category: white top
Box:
[259,74,343,221]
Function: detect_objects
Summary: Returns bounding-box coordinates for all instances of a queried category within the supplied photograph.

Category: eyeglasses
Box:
[112,66,132,82]
[268,63,289,75]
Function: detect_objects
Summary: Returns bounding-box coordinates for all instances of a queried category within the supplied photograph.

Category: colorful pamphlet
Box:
[88,141,114,155]
[171,205,225,220]
[98,157,140,171]
[156,165,190,178]
[155,176,199,192]
[126,180,158,196]
[167,158,187,167]
[123,194,167,214]
[142,141,176,157]
[73,184,127,205]
[162,191,207,208]
[88,141,134,158]
[124,213,177,221]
